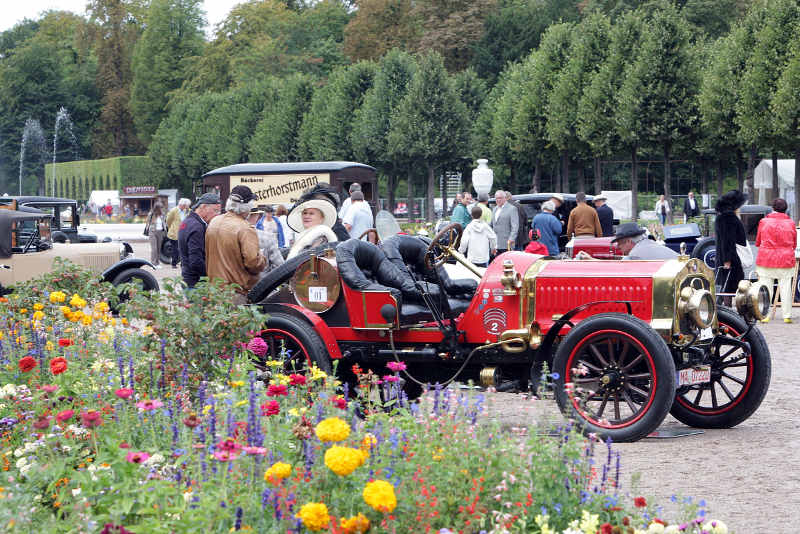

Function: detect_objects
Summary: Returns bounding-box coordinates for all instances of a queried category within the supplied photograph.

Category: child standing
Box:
[458,206,497,267]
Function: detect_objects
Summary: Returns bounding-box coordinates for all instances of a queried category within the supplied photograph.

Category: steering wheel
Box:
[358,228,379,244]
[424,223,463,270]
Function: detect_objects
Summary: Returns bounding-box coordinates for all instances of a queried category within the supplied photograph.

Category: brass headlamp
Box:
[734,280,770,322]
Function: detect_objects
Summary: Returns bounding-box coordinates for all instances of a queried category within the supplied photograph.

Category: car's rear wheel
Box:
[112,268,159,305]
[256,311,332,376]
[670,307,770,428]
[552,314,676,442]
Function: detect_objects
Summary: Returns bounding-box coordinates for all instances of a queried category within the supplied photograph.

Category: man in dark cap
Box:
[612,222,677,260]
[178,192,221,290]
[205,185,266,303]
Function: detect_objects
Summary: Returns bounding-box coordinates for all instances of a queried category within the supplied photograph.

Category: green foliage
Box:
[130,0,205,145]
[248,74,315,162]
[299,61,377,160]
[120,276,269,379]
[771,25,800,140]
[12,258,116,310]
[46,156,153,200]
[342,0,419,61]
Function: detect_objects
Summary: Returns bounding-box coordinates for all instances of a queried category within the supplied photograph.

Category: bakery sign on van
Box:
[229,174,331,206]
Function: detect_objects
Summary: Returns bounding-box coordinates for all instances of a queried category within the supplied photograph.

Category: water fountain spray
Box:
[53,107,77,196]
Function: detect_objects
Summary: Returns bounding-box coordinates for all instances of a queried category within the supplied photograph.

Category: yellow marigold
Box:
[295,502,329,532]
[361,433,377,450]
[45,341,54,351]
[32,311,44,321]
[310,365,327,381]
[33,303,44,311]
[340,513,370,534]
[19,308,27,314]
[229,380,245,388]
[324,445,365,476]
[94,302,109,313]
[265,359,282,368]
[315,417,350,443]
[69,294,86,309]
[264,462,292,484]
[59,306,71,317]
[234,400,247,408]
[81,316,92,326]
[49,291,66,303]
[363,480,396,513]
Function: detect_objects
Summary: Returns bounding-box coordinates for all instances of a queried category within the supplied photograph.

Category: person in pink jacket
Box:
[755,198,798,323]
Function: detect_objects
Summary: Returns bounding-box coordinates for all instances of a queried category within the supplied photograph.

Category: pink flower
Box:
[33,415,51,429]
[40,384,58,393]
[80,410,103,428]
[383,375,399,383]
[217,437,242,452]
[331,397,347,410]
[242,446,268,456]
[288,374,307,386]
[213,450,238,462]
[266,384,288,397]
[55,409,74,423]
[119,442,130,449]
[136,399,164,411]
[386,361,406,372]
[247,337,268,357]
[125,451,150,464]
[261,400,280,416]
[115,388,134,399]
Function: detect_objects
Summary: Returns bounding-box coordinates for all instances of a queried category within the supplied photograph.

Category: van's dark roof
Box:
[203,162,375,177]
[0,196,77,204]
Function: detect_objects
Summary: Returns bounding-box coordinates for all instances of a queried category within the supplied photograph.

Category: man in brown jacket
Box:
[566,191,602,238]
[206,185,266,303]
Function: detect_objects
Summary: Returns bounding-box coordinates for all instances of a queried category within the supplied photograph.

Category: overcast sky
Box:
[0,0,240,35]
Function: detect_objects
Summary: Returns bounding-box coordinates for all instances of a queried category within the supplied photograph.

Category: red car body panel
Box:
[283,304,344,360]
[568,237,622,259]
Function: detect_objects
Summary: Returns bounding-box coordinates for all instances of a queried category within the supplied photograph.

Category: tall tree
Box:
[617,3,698,221]
[343,0,418,61]
[351,49,417,210]
[87,0,144,157]
[130,0,205,146]
[248,74,315,162]
[471,0,581,85]
[547,13,611,193]
[298,61,377,160]
[388,52,469,220]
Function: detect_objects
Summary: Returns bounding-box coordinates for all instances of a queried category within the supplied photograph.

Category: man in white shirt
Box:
[339,183,361,219]
[343,191,374,239]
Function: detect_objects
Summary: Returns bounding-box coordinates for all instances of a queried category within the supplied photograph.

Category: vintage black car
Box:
[0,196,98,243]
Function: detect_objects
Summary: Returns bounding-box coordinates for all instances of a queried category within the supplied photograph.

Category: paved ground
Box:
[123,236,795,532]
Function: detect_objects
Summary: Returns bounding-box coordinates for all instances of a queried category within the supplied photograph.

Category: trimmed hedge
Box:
[45,156,154,201]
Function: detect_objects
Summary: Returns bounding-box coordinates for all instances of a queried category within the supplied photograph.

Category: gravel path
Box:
[129,242,797,532]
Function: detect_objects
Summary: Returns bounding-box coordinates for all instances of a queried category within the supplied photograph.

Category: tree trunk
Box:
[577,161,585,192]
[736,154,744,192]
[426,163,435,222]
[745,146,756,192]
[663,142,673,223]
[407,173,414,222]
[593,156,602,195]
[717,159,725,200]
[631,146,639,221]
[700,158,708,196]
[795,147,800,223]
[561,151,570,193]
[387,174,396,212]
[772,152,779,204]
[532,160,541,193]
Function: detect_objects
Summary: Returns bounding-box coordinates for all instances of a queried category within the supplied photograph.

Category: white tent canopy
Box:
[750,159,796,216]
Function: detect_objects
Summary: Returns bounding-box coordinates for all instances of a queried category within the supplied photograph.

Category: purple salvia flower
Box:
[261,489,271,511]
[149,360,154,396]
[128,353,135,392]
[615,452,621,494]
[160,340,167,396]
[433,382,442,415]
[302,440,314,479]
[116,338,125,387]
[234,507,243,531]
[246,372,258,447]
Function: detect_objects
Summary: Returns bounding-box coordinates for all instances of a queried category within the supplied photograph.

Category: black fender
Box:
[535,300,637,370]
[102,258,155,283]
[122,242,134,257]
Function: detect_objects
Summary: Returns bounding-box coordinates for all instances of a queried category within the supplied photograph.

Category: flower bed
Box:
[0,269,728,533]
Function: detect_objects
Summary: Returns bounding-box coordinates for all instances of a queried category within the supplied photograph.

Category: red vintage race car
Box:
[248,223,772,442]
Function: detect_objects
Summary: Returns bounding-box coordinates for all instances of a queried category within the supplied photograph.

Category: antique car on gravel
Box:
[0,196,100,243]
[246,219,772,442]
[0,209,158,297]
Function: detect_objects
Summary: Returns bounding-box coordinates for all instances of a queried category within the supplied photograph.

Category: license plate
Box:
[308,286,327,303]
[699,327,713,340]
[678,365,711,386]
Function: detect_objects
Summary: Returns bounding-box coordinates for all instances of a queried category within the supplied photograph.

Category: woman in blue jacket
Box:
[532,200,562,256]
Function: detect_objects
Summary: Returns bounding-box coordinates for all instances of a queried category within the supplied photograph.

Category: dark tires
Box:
[160,238,177,265]
[112,268,159,305]
[670,307,770,429]
[691,237,717,269]
[552,314,676,442]
[257,311,332,375]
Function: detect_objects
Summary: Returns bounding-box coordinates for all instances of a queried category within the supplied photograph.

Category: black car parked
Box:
[0,196,98,243]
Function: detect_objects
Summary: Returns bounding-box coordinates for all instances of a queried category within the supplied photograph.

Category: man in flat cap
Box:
[178,192,221,290]
[205,185,266,303]
[612,222,677,260]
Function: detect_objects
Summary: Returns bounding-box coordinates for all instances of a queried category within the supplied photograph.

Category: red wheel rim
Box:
[565,329,658,429]
[261,328,312,371]
[675,323,753,415]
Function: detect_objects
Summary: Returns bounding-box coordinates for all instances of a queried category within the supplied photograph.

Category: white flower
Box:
[71,488,82,497]
[0,384,18,399]
[19,464,32,477]
[144,453,165,467]
[15,457,28,469]
[182,489,193,503]
[13,448,24,458]
[90,358,114,373]
[647,523,665,534]
[707,520,728,534]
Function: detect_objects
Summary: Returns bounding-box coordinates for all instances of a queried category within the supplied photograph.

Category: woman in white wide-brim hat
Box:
[286,198,339,259]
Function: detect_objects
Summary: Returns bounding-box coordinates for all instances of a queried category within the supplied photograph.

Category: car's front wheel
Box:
[112,268,159,305]
[255,311,332,376]
[552,313,676,442]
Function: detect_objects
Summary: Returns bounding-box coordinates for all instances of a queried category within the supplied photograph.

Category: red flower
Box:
[622,517,630,526]
[119,441,131,449]
[331,397,347,410]
[80,410,103,428]
[182,414,200,428]
[114,388,134,399]
[58,338,74,347]
[600,523,613,534]
[266,384,288,397]
[49,357,68,375]
[260,400,280,416]
[288,374,307,386]
[18,356,37,373]
[55,409,74,423]
[217,437,242,452]
[351,364,363,375]
[634,497,647,508]
[33,415,52,430]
